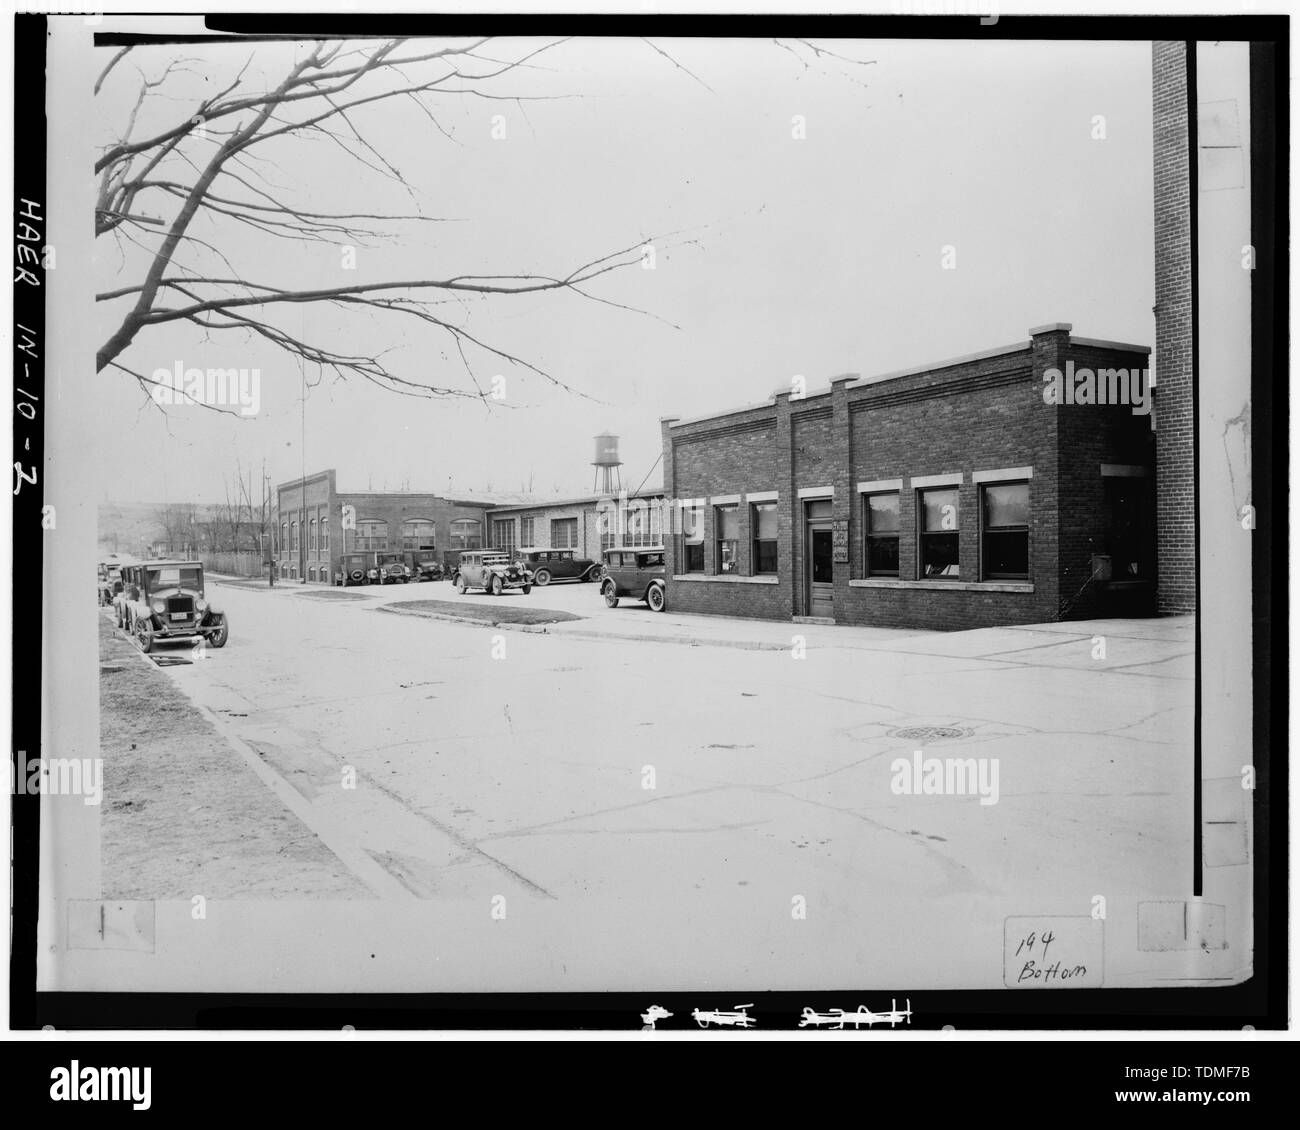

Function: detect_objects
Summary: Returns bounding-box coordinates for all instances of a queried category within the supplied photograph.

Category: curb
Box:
[373,602,787,650]
[373,603,584,632]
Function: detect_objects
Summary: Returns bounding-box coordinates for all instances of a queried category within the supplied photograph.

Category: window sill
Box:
[848,578,1035,593]
[672,573,781,584]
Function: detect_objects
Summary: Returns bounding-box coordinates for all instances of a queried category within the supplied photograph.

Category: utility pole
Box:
[299,363,307,584]
[263,459,275,587]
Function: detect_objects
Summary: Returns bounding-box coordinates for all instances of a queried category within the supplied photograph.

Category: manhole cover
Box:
[890,725,971,742]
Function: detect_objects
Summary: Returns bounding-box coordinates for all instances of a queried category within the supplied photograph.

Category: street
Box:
[102,576,1198,987]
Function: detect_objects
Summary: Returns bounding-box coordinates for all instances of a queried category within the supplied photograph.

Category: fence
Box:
[201,551,265,578]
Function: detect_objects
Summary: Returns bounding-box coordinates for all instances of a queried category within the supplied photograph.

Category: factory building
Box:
[660,324,1157,631]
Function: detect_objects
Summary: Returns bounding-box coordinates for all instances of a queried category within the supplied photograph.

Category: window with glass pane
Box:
[865,492,900,576]
[493,519,517,553]
[682,506,704,572]
[551,517,578,549]
[623,503,653,547]
[291,521,300,551]
[450,518,481,549]
[520,517,534,546]
[310,519,317,553]
[981,482,1029,579]
[356,519,387,550]
[919,488,959,577]
[401,519,437,551]
[715,506,739,573]
[751,502,778,574]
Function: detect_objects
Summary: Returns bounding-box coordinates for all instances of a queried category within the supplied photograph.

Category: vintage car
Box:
[113,565,139,628]
[599,546,667,612]
[514,547,599,586]
[339,552,377,586]
[374,551,412,584]
[122,560,228,653]
[454,551,532,595]
[402,550,444,582]
[98,562,125,606]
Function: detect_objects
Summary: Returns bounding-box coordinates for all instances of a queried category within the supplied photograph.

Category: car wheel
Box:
[490,574,505,596]
[647,583,666,613]
[208,614,229,649]
[585,566,601,583]
[534,568,551,586]
[602,582,619,608]
[456,575,468,594]
[349,569,365,585]
[135,619,154,654]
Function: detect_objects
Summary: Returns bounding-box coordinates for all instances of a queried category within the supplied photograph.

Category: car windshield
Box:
[147,565,202,590]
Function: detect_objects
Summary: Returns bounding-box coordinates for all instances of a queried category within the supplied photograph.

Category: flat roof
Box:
[489,486,665,513]
[668,328,1151,428]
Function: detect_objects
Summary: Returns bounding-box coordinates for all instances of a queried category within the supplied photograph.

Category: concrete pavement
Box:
[112,575,1206,991]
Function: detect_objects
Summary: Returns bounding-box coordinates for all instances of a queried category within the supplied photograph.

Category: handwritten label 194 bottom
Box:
[1003,916,1104,988]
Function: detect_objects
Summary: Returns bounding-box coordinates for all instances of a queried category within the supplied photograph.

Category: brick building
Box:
[275,472,665,583]
[485,488,665,561]
[661,324,1157,631]
[275,470,492,583]
[1152,41,1195,615]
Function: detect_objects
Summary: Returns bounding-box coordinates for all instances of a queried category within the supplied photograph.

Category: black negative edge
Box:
[11,12,48,1031]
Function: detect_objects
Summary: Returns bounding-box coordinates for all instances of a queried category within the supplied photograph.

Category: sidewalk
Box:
[210,571,1194,672]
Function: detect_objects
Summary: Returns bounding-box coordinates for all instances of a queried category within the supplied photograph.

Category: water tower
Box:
[592,432,623,495]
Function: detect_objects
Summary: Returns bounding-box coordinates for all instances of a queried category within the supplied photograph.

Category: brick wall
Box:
[662,327,1155,630]
[1052,340,1158,619]
[338,492,490,574]
[667,405,792,620]
[1153,41,1196,614]
[276,470,335,581]
[278,473,492,582]
[488,501,598,559]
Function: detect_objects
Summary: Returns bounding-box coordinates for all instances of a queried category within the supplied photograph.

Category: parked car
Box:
[514,547,599,586]
[339,552,377,586]
[400,550,444,582]
[113,565,139,628]
[98,562,125,606]
[599,546,667,612]
[122,560,229,653]
[454,551,533,595]
[375,551,412,584]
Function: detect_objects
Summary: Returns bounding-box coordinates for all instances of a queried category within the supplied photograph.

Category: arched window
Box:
[281,521,288,556]
[310,518,318,554]
[356,519,387,551]
[321,519,329,555]
[401,519,437,551]
[450,518,482,549]
[291,520,300,551]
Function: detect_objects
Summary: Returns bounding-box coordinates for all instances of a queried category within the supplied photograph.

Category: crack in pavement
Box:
[352,763,556,899]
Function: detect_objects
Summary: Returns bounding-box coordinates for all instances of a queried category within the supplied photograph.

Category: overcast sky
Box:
[92,34,1154,503]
